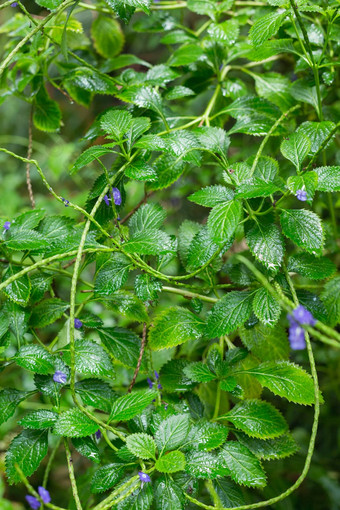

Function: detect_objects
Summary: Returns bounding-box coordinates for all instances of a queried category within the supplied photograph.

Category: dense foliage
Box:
[0,0,340,509]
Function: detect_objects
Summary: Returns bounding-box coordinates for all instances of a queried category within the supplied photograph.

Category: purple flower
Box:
[61,197,70,207]
[103,194,110,206]
[3,221,11,230]
[38,487,51,504]
[25,496,40,510]
[53,370,67,384]
[112,187,122,205]
[296,189,307,201]
[157,383,162,390]
[138,471,151,483]
[147,378,153,389]
[74,318,83,329]
[154,371,159,381]
[11,2,18,6]
[289,322,306,350]
[95,429,102,440]
[290,305,316,326]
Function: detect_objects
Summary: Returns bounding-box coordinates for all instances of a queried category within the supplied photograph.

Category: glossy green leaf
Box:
[54,408,98,438]
[314,166,340,192]
[156,450,186,473]
[15,345,55,374]
[287,171,318,203]
[207,200,242,244]
[287,253,336,280]
[280,132,311,170]
[109,390,156,421]
[126,433,156,460]
[91,16,124,59]
[18,410,58,430]
[155,414,190,452]
[62,339,115,378]
[72,436,101,464]
[235,431,298,460]
[30,298,69,327]
[95,254,132,295]
[188,186,233,207]
[206,292,254,337]
[218,441,267,487]
[280,209,324,255]
[91,463,125,493]
[246,217,284,273]
[249,10,287,46]
[0,389,28,425]
[252,288,281,327]
[6,429,48,484]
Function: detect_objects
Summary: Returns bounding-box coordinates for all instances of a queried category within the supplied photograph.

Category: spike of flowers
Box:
[74,318,83,329]
[25,496,40,509]
[38,487,51,504]
[147,377,153,389]
[287,305,316,350]
[53,371,67,384]
[112,187,122,205]
[3,221,11,230]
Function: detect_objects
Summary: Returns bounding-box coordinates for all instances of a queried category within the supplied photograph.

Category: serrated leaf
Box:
[134,274,162,302]
[287,171,318,203]
[186,226,222,271]
[100,109,132,140]
[33,87,61,132]
[109,390,156,421]
[61,339,115,378]
[118,86,163,117]
[297,121,335,154]
[54,408,98,438]
[0,389,28,425]
[235,178,280,199]
[287,253,336,280]
[95,254,132,296]
[155,414,190,453]
[125,159,157,181]
[75,379,116,413]
[280,209,324,255]
[185,450,229,479]
[5,229,48,251]
[253,156,279,182]
[218,441,267,487]
[124,229,172,255]
[252,288,281,327]
[72,436,101,464]
[91,16,124,59]
[91,463,125,493]
[206,292,254,338]
[65,68,116,95]
[213,478,245,508]
[222,399,287,439]
[253,72,293,112]
[72,146,115,174]
[194,126,230,157]
[183,362,216,383]
[320,277,340,327]
[126,433,156,460]
[149,307,205,351]
[117,481,153,510]
[208,19,239,45]
[99,327,147,371]
[6,429,48,484]
[160,360,196,393]
[15,345,55,374]
[314,166,340,192]
[235,431,298,460]
[193,422,229,452]
[168,44,204,66]
[13,209,45,230]
[155,476,185,510]
[129,203,166,235]
[281,132,311,170]
[156,450,186,473]
[105,290,148,322]
[30,298,69,327]
[240,323,289,361]
[188,186,233,207]
[178,220,200,267]
[241,361,316,405]
[246,217,284,273]
[2,266,30,305]
[249,10,287,46]
[207,201,242,244]
[18,410,58,429]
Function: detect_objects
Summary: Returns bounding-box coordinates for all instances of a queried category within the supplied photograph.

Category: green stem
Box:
[162,285,218,303]
[64,440,82,510]
[91,476,140,510]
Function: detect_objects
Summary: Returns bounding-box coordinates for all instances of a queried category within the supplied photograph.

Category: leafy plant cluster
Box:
[0,0,340,509]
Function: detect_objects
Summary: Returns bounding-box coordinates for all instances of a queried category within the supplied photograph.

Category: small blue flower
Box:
[296,189,307,201]
[61,197,70,207]
[290,305,316,326]
[157,383,162,390]
[147,378,153,389]
[3,221,11,230]
[288,322,306,350]
[74,318,83,329]
[95,429,102,440]
[154,371,159,381]
[112,187,122,206]
[103,194,110,206]
[53,371,67,384]
[138,471,151,483]
[38,487,51,504]
[25,495,40,510]
[11,2,18,6]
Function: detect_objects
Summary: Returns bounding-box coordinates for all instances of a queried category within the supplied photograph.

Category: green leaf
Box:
[95,254,132,296]
[18,410,58,430]
[75,379,116,413]
[160,360,196,393]
[235,178,281,199]
[188,186,234,207]
[91,16,124,59]
[0,389,28,425]
[213,479,246,508]
[280,132,311,170]
[6,429,48,484]
[100,109,132,140]
[249,10,287,46]
[33,87,61,132]
[134,274,162,302]
[35,0,63,8]
[193,422,229,452]
[280,209,324,255]
[118,86,163,117]
[186,226,222,271]
[252,288,281,327]
[287,253,336,280]
[30,298,69,327]
[155,414,190,452]
[253,156,279,182]
[72,146,115,174]
[242,361,316,405]
[240,323,289,361]
[99,327,147,371]
[126,433,156,460]
[72,436,101,464]
[117,482,153,510]
[15,345,55,374]
[223,96,279,121]
[54,408,98,438]
[178,220,200,268]
[183,362,216,383]
[208,19,239,45]
[149,307,205,351]
[206,292,254,337]
[194,126,230,157]
[13,209,45,230]
[109,390,156,421]
[124,229,172,255]
[91,463,125,493]
[246,217,284,273]
[125,159,157,181]
[320,277,340,327]
[62,339,115,378]
[129,203,166,235]
[253,72,293,112]
[2,266,30,305]
[65,67,116,95]
[218,441,267,487]
[168,44,204,66]
[207,201,242,244]
[155,451,186,473]
[5,229,48,251]
[287,171,318,203]
[314,166,340,192]
[105,290,148,322]
[290,79,325,113]
[235,431,298,460]
[154,476,185,510]
[222,399,287,439]
[297,121,335,154]
[185,450,229,479]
